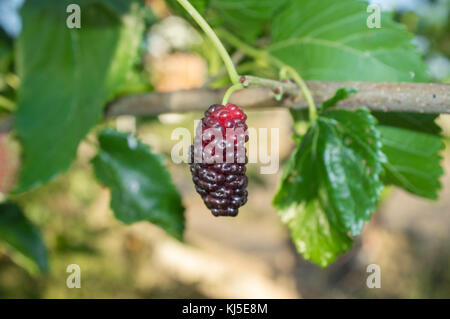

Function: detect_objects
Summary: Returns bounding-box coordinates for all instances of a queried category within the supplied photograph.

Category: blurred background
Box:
[0,0,449,298]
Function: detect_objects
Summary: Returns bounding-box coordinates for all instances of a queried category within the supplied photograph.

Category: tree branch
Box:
[1,79,449,132]
[105,79,450,117]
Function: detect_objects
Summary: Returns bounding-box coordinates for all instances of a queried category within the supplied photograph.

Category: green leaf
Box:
[14,0,144,192]
[374,112,441,135]
[92,129,185,240]
[0,201,48,272]
[317,109,385,235]
[274,108,385,266]
[273,126,318,208]
[321,87,358,110]
[210,0,288,43]
[373,112,443,199]
[270,0,428,82]
[378,125,444,199]
[280,199,353,268]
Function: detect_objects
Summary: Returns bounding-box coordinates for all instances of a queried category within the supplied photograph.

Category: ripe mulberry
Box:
[190,103,249,217]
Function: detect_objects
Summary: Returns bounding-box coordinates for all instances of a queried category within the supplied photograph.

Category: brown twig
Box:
[1,78,449,132]
[105,78,450,117]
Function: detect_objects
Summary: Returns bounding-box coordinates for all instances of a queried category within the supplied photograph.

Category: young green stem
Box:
[216,29,265,61]
[283,66,317,122]
[176,0,240,85]
[222,83,244,105]
[217,29,317,122]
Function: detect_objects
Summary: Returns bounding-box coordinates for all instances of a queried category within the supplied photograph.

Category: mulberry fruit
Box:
[190,103,249,217]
